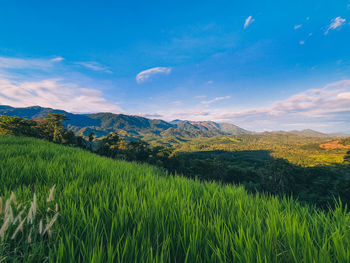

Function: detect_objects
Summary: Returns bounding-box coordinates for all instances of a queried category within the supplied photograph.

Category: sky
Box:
[0,0,350,133]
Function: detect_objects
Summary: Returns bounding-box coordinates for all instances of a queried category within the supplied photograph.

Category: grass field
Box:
[1,136,350,262]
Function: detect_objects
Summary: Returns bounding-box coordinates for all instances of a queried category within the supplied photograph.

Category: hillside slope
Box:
[0,136,350,262]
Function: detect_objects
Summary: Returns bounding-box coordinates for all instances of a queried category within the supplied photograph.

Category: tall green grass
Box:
[0,136,349,262]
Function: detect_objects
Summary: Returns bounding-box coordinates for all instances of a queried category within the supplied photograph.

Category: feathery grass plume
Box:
[39,220,43,235]
[4,199,11,217]
[13,209,25,225]
[0,217,10,241]
[43,213,59,236]
[6,204,14,224]
[0,184,59,261]
[46,185,55,202]
[27,227,32,244]
[32,193,37,217]
[26,194,37,224]
[9,192,17,205]
[11,218,25,240]
[26,206,33,224]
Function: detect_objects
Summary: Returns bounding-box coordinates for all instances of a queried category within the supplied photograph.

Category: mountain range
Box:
[0,105,347,139]
[0,105,252,138]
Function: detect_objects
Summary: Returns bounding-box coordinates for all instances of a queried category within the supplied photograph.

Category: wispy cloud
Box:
[294,24,302,30]
[0,77,121,113]
[195,95,207,99]
[137,113,163,119]
[201,96,231,105]
[136,67,171,83]
[325,17,346,35]
[299,40,305,45]
[75,61,112,73]
[51,57,64,62]
[244,16,255,29]
[0,56,60,70]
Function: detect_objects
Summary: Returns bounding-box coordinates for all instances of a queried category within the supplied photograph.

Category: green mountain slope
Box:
[1,136,350,262]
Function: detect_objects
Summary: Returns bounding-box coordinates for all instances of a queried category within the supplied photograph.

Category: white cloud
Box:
[0,56,56,70]
[294,24,302,30]
[136,113,163,118]
[51,57,64,62]
[75,61,112,73]
[244,16,255,29]
[299,40,305,45]
[136,67,171,83]
[337,92,350,99]
[201,96,231,105]
[0,77,121,113]
[325,17,346,35]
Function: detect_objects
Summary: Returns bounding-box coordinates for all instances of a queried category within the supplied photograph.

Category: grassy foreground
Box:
[0,136,350,262]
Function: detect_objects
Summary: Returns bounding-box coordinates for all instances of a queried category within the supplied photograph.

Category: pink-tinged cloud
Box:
[244,16,255,29]
[136,67,171,83]
[325,17,346,35]
[0,77,121,113]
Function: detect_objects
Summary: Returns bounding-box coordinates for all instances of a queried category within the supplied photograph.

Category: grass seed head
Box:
[27,227,32,244]
[0,217,10,242]
[9,192,17,205]
[11,218,25,240]
[13,209,25,225]
[27,206,33,224]
[32,193,37,217]
[43,213,59,236]
[39,219,43,235]
[4,199,11,216]
[47,185,56,202]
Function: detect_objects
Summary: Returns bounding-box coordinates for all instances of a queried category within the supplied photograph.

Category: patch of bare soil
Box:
[320,140,350,149]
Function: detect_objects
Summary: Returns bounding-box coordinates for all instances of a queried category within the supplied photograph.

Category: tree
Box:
[88,132,96,142]
[38,113,69,143]
[98,132,121,157]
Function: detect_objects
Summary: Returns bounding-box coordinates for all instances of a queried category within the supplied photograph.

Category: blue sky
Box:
[0,0,350,132]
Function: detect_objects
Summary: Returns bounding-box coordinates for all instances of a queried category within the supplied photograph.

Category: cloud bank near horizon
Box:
[0,56,121,113]
[143,80,350,133]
